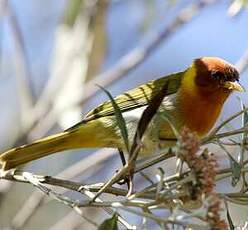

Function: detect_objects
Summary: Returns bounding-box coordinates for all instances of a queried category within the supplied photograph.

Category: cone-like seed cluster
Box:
[177,127,227,228]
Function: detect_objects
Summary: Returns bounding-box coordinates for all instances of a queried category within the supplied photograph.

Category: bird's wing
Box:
[84,71,184,121]
[66,71,184,131]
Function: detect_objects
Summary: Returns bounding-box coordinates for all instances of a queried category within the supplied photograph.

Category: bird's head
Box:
[178,57,244,135]
[192,57,244,95]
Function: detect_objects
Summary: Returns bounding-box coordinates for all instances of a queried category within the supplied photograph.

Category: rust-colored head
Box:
[193,57,243,93]
[178,57,244,136]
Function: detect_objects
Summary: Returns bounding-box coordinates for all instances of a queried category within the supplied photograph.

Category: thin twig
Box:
[4,148,116,230]
[2,170,99,227]
[0,169,134,229]
[207,107,248,138]
[202,126,248,144]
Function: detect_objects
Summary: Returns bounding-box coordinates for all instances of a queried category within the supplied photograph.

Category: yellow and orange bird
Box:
[0,57,244,170]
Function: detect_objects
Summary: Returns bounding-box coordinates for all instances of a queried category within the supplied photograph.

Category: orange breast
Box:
[176,88,228,137]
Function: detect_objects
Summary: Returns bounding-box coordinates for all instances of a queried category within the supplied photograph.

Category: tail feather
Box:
[0,132,80,170]
[0,118,120,170]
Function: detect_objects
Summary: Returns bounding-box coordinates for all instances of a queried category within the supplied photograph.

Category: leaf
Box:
[226,207,235,230]
[84,72,183,122]
[243,104,248,125]
[238,99,247,166]
[228,155,242,186]
[129,81,169,159]
[219,140,242,186]
[98,85,129,151]
[161,113,179,138]
[98,214,119,230]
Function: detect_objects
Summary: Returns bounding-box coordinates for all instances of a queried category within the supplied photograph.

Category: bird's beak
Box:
[223,81,245,92]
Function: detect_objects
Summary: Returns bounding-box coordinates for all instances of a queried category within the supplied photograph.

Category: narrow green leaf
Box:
[218,141,241,186]
[98,85,129,151]
[237,99,247,170]
[161,113,179,138]
[229,155,242,186]
[241,102,248,147]
[129,81,169,159]
[243,104,248,125]
[98,214,119,230]
[226,207,235,230]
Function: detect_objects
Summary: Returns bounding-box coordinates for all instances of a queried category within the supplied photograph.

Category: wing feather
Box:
[84,71,184,121]
[66,71,184,131]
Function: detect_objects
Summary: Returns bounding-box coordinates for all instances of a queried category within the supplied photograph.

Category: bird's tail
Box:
[0,120,116,170]
[0,132,80,170]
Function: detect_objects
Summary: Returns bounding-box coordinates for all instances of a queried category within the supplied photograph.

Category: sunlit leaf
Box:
[99,85,129,151]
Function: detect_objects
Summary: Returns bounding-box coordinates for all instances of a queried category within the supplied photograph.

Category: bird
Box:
[0,57,244,170]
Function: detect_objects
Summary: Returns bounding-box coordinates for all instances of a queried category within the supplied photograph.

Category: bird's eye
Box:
[211,70,224,80]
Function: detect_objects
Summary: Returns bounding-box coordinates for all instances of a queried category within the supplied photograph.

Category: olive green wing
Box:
[83,71,184,122]
[66,71,184,131]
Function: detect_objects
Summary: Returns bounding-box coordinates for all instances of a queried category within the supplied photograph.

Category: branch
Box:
[236,49,248,74]
[77,0,215,107]
[0,169,135,229]
[4,148,116,230]
[1,170,99,227]
[28,0,216,139]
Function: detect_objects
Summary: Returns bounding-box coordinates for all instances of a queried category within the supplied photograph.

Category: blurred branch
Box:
[28,0,216,139]
[77,0,216,107]
[64,0,85,26]
[0,0,36,204]
[49,211,85,230]
[0,0,7,18]
[30,0,100,131]
[0,0,110,226]
[0,0,7,73]
[3,0,248,229]
[28,0,108,140]
[236,49,248,74]
[5,0,35,130]
[85,0,108,81]
[228,0,247,17]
